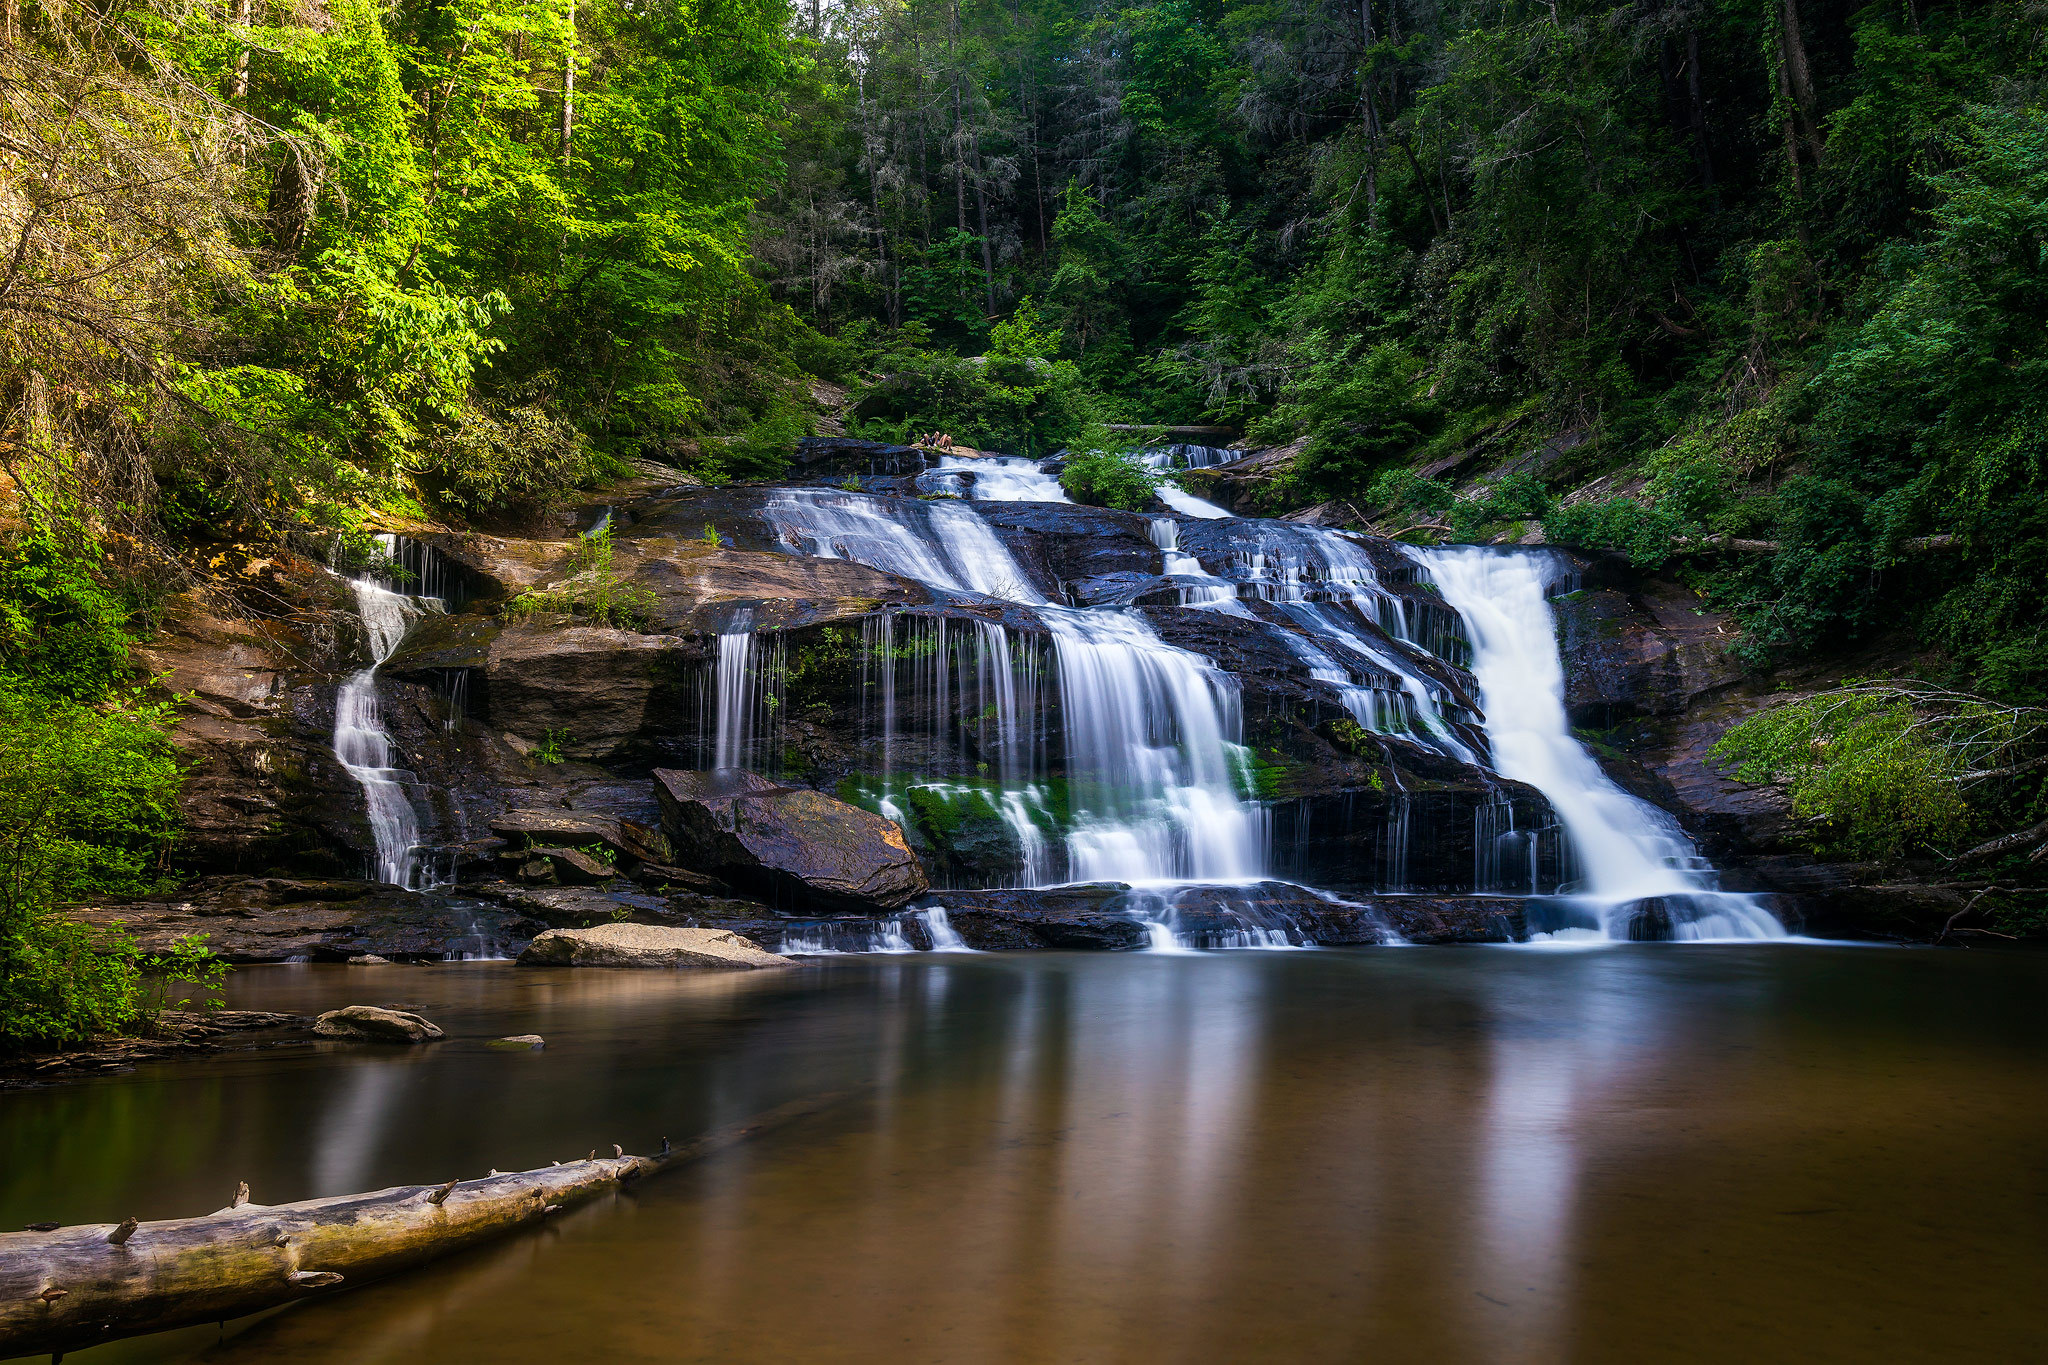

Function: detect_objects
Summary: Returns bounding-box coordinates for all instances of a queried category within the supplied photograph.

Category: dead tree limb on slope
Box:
[0,1089,852,1359]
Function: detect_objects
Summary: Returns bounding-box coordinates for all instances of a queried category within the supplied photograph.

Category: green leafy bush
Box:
[1711,682,2048,861]
[0,686,191,1047]
[1058,428,1166,511]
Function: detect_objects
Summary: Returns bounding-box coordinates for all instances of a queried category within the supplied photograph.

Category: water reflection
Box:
[3,950,2045,1364]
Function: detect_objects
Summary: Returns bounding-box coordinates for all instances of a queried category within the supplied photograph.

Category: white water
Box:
[713,618,756,770]
[932,454,1070,502]
[768,488,1266,886]
[915,907,976,951]
[1142,444,1237,518]
[333,541,441,888]
[1413,548,1785,941]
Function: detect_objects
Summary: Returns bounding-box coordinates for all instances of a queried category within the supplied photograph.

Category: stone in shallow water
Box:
[312,1005,444,1043]
[516,923,790,970]
[488,1034,546,1051]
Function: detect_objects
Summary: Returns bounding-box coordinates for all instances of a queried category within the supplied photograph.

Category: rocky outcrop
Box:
[312,1005,444,1042]
[516,923,789,969]
[1179,440,1303,516]
[72,878,542,963]
[655,769,929,911]
[134,574,376,877]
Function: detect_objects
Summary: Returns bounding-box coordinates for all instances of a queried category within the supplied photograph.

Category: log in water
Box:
[0,1092,848,1359]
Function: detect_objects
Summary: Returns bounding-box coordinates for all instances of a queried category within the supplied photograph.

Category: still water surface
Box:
[4,947,2044,1364]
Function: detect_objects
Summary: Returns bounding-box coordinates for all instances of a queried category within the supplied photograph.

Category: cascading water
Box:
[928,454,1070,502]
[713,614,757,771]
[712,462,1788,949]
[767,488,1266,886]
[333,536,442,889]
[1412,547,1785,941]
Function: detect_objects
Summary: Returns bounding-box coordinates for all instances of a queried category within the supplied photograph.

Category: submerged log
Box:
[0,1091,847,1359]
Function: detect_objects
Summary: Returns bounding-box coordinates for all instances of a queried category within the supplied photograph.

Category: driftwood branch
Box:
[1950,817,2048,866]
[0,1089,852,1359]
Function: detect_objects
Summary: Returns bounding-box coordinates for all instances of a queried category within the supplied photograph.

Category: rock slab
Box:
[312,1006,444,1043]
[516,923,790,969]
[654,769,929,912]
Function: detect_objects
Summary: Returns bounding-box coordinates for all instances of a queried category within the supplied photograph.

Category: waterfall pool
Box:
[7,948,2043,1362]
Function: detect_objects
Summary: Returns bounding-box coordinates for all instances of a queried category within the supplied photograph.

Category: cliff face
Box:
[1550,570,1969,939]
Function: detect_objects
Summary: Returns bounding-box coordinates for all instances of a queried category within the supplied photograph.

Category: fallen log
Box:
[0,1089,850,1360]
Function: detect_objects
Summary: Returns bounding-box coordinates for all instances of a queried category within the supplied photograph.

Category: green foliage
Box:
[850,299,1099,455]
[1712,682,2048,862]
[1280,344,1435,501]
[504,527,657,630]
[1714,695,1969,861]
[0,529,139,702]
[533,729,569,765]
[0,684,191,1048]
[1058,429,1165,511]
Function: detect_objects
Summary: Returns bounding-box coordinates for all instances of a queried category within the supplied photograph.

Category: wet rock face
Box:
[134,579,380,879]
[654,769,930,912]
[1548,579,1802,869]
[791,436,927,477]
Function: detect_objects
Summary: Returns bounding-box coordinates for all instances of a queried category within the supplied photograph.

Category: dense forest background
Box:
[3,0,2048,1034]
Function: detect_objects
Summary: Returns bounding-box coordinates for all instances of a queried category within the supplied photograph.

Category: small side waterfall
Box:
[714,618,757,770]
[1413,547,1785,941]
[333,536,443,889]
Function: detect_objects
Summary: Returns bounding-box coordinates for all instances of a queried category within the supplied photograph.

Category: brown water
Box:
[4,947,2045,1364]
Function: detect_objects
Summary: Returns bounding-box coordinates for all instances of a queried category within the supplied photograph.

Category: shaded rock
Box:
[70,878,541,963]
[516,923,789,969]
[628,863,733,895]
[312,1005,443,1043]
[1179,440,1303,516]
[654,769,928,911]
[792,435,927,477]
[488,1034,545,1051]
[523,846,619,885]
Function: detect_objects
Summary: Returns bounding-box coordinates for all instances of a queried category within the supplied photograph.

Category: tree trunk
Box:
[0,1092,849,1359]
[971,132,995,317]
[560,0,576,165]
[1686,30,1716,194]
[1778,0,1821,157]
[229,0,252,103]
[557,0,573,164]
[1357,0,1380,228]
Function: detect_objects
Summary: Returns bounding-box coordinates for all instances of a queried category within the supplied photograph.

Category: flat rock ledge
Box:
[516,923,790,970]
[311,1005,445,1043]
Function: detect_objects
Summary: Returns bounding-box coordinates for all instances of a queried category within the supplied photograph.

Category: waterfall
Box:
[914,907,975,951]
[713,619,756,770]
[929,454,1069,502]
[768,488,1266,886]
[1151,518,1250,615]
[1213,524,1483,765]
[333,536,442,889]
[1412,548,1785,941]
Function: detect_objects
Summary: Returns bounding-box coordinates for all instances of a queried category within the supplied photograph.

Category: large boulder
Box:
[516,923,789,969]
[654,768,929,912]
[312,1005,444,1042]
